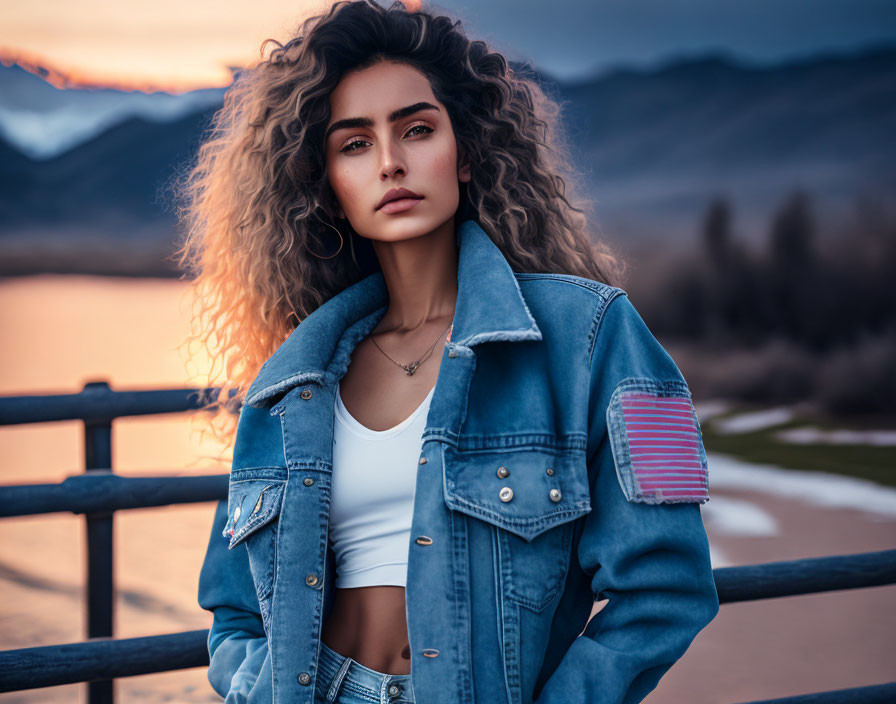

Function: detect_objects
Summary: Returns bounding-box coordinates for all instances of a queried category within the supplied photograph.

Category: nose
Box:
[379,138,406,179]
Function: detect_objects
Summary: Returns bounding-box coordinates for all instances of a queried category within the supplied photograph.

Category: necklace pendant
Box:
[403,362,419,375]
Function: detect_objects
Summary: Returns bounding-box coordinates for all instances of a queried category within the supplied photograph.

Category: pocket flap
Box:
[442,445,592,542]
[222,473,286,550]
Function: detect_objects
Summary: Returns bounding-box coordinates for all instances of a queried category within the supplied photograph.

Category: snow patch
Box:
[773,426,896,446]
[0,86,225,160]
[701,495,779,536]
[707,452,896,518]
[711,406,795,434]
[693,399,734,422]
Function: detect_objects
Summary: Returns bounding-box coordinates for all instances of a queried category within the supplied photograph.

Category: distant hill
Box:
[0,106,215,225]
[0,59,227,160]
[0,44,893,276]
[553,44,896,248]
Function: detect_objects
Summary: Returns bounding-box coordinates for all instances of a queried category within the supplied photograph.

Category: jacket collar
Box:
[245,218,542,407]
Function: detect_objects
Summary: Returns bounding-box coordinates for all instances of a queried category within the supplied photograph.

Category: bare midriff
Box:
[321,585,412,675]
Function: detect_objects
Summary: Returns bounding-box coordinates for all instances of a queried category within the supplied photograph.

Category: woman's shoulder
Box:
[512,271,678,381]
[512,270,626,301]
[512,270,630,349]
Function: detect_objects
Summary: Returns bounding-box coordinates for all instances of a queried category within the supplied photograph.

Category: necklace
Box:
[370,321,454,376]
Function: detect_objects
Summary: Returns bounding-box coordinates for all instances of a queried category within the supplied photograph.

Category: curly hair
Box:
[171,0,625,455]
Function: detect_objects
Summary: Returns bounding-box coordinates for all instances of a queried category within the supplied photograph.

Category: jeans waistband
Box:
[316,639,415,704]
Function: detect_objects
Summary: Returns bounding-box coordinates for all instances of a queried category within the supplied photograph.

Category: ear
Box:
[457,148,472,184]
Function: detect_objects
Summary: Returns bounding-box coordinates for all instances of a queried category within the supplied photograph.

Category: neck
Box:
[370,218,458,333]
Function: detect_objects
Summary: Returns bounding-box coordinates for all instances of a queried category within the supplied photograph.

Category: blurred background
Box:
[1,0,894,702]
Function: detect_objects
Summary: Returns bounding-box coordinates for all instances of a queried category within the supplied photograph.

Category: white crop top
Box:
[328,380,435,588]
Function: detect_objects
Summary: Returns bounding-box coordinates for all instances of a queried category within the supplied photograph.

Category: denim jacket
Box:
[197,218,719,704]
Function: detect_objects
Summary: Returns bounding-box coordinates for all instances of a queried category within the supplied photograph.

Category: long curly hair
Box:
[171,0,625,454]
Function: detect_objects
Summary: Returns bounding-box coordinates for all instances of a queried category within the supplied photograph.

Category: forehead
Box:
[328,60,437,119]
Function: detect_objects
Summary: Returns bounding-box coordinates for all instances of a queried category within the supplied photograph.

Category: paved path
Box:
[645,453,896,704]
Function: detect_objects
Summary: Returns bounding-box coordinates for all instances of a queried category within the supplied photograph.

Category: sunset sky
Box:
[1,0,894,92]
[0,0,339,91]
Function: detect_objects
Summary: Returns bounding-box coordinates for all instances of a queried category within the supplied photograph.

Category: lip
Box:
[379,197,424,215]
[376,187,423,211]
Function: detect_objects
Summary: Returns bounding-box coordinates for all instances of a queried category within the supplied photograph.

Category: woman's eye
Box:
[338,124,433,154]
[340,139,369,153]
[405,124,433,137]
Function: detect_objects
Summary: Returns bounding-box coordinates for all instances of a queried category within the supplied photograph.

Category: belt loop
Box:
[325,651,352,703]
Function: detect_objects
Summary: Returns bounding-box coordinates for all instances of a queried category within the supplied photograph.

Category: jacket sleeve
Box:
[533,292,719,704]
[197,408,274,702]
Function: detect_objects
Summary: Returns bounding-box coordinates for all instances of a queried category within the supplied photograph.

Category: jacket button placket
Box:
[405,441,470,703]
[273,387,332,701]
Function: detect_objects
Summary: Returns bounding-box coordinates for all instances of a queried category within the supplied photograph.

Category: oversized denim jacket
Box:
[197,218,719,704]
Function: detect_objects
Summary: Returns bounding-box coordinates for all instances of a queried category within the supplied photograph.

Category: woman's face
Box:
[324,59,471,243]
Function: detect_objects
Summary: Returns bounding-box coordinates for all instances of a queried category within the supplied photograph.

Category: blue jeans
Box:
[314,640,415,704]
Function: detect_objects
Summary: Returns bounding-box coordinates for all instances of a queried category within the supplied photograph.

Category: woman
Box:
[183,2,719,703]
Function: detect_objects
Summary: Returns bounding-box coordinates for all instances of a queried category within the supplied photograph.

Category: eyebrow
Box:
[325,101,441,143]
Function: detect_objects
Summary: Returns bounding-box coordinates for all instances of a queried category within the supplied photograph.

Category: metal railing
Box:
[0,380,226,703]
[0,382,894,704]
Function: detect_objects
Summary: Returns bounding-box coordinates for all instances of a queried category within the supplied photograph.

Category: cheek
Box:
[328,166,359,203]
[427,141,459,181]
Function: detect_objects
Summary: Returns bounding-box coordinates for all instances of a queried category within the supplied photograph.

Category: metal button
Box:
[422,648,440,657]
[297,672,311,685]
[549,488,562,502]
[499,486,513,502]
[300,389,313,400]
[415,536,433,545]
[447,350,457,358]
[305,573,319,587]
[303,477,314,486]
[497,466,509,478]
[545,467,554,476]
[419,456,428,464]
[388,683,402,696]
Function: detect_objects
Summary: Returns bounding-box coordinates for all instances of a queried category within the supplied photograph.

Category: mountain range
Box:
[0,44,893,276]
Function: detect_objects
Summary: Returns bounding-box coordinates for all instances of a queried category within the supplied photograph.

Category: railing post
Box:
[83,380,115,704]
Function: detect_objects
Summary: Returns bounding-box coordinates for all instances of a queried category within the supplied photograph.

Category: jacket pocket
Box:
[222,468,287,629]
[442,444,591,612]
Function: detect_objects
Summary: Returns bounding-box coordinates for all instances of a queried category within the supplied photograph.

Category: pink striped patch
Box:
[611,388,709,504]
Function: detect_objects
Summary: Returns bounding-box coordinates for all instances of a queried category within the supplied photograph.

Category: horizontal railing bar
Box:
[2,626,895,699]
[2,474,894,600]
[733,680,896,703]
[0,385,234,426]
[0,630,209,691]
[714,549,896,602]
[0,472,228,518]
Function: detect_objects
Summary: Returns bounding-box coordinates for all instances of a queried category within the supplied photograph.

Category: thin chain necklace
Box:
[370,321,454,376]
